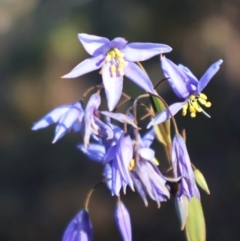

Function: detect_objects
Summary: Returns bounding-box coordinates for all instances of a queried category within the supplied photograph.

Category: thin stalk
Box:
[150,93,179,135]
[84,180,106,210]
[132,94,150,162]
[154,77,169,90]
[81,84,103,102]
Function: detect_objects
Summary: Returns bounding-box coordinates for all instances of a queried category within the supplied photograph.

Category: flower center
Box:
[105,48,128,77]
[182,93,212,118]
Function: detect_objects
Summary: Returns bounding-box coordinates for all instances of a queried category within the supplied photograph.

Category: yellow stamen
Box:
[205,101,211,107]
[111,65,116,78]
[153,157,159,166]
[129,159,135,170]
[199,93,207,100]
[105,48,127,78]
[182,92,211,118]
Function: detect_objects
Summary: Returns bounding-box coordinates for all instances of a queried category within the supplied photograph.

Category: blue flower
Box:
[131,147,176,208]
[63,209,92,241]
[32,101,84,143]
[115,201,132,241]
[106,133,134,196]
[130,129,179,207]
[147,58,223,127]
[32,93,114,146]
[171,134,200,201]
[62,33,172,111]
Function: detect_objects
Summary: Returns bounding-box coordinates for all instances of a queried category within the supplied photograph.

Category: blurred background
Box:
[0,0,240,240]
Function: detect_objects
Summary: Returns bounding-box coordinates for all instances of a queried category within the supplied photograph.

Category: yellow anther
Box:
[111,65,116,77]
[199,93,207,100]
[192,101,202,112]
[198,98,207,105]
[190,95,195,100]
[182,103,188,116]
[105,54,111,62]
[205,101,211,107]
[129,159,135,170]
[153,157,159,166]
[190,112,196,118]
[189,105,196,113]
[109,50,116,58]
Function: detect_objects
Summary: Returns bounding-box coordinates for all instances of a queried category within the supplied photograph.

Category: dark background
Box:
[1,0,240,240]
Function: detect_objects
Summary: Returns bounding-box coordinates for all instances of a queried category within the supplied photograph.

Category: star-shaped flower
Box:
[62,33,172,111]
[147,58,223,127]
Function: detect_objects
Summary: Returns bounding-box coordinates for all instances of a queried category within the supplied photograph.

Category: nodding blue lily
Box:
[32,101,84,143]
[63,209,92,241]
[62,33,172,111]
[129,129,179,208]
[171,134,200,201]
[147,58,223,128]
[105,133,134,196]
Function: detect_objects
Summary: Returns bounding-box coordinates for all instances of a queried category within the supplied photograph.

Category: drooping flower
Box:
[104,133,134,196]
[82,92,114,150]
[147,58,223,128]
[63,209,92,241]
[115,201,132,241]
[131,147,176,208]
[62,33,172,111]
[32,101,84,143]
[171,134,200,201]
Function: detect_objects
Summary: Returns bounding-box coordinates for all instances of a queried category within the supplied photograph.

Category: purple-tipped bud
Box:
[63,209,93,241]
[115,201,132,241]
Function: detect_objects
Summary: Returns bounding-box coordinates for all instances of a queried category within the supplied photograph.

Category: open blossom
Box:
[62,33,172,111]
[32,101,84,143]
[171,134,200,201]
[147,58,223,128]
[63,209,92,241]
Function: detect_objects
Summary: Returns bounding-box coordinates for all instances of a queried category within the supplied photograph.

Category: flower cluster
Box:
[32,33,222,241]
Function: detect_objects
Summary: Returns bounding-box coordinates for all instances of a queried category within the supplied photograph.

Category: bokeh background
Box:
[1,0,240,240]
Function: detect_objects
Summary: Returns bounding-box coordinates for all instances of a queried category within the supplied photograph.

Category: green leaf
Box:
[185,197,206,241]
[149,95,171,147]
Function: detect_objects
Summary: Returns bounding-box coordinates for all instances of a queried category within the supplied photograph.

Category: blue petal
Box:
[131,173,148,206]
[197,59,223,93]
[78,33,110,56]
[122,42,172,62]
[139,147,155,162]
[124,62,155,94]
[53,103,82,143]
[104,145,117,163]
[115,201,132,241]
[62,55,104,78]
[178,64,198,92]
[102,63,123,111]
[104,164,112,190]
[77,144,105,162]
[161,57,190,99]
[32,105,70,130]
[147,101,187,128]
[142,129,155,148]
[110,37,128,49]
[101,111,138,129]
